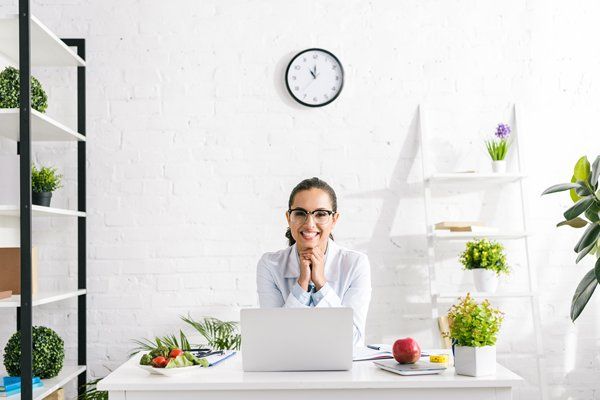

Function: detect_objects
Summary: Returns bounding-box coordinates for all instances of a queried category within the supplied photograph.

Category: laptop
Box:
[241,308,353,371]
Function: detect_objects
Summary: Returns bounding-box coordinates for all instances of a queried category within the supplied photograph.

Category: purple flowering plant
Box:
[485,123,511,161]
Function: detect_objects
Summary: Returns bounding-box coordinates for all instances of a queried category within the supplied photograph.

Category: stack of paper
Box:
[353,346,393,362]
[204,350,237,367]
[0,376,43,397]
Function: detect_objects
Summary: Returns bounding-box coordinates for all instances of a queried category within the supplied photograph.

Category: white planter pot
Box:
[454,345,496,377]
[492,160,506,173]
[472,269,498,293]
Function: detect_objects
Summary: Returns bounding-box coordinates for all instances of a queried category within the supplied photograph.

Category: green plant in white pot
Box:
[485,123,511,173]
[541,155,600,321]
[31,165,62,207]
[460,239,509,293]
[447,293,504,377]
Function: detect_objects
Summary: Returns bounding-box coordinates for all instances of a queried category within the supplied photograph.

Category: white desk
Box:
[98,353,523,400]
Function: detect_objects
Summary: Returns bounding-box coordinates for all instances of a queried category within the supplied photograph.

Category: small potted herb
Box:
[460,239,509,293]
[485,123,511,173]
[447,293,504,377]
[31,165,63,207]
[0,66,48,113]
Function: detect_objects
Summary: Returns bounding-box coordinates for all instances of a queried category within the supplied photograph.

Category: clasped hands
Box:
[297,246,326,292]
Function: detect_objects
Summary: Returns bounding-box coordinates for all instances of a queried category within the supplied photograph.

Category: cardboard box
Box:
[43,388,64,400]
[0,247,38,295]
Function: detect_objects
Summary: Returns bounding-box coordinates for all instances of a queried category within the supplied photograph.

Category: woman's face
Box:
[286,188,339,251]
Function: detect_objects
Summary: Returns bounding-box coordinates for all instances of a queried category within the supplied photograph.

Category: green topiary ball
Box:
[0,66,48,113]
[3,326,65,379]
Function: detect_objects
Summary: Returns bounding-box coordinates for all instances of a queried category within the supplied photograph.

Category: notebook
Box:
[373,359,446,376]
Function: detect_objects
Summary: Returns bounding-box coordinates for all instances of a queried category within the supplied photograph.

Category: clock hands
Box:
[309,65,318,79]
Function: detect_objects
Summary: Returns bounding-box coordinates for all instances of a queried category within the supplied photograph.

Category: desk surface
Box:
[98,353,523,392]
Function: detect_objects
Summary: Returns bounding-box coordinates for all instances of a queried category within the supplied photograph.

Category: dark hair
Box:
[285,177,337,246]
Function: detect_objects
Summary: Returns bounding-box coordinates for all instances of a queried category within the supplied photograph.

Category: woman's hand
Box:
[300,246,326,291]
[297,257,311,291]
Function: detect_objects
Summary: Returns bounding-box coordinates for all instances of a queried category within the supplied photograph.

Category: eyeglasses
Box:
[288,208,336,225]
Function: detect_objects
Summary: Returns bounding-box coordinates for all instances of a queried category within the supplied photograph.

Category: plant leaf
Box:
[570,175,581,203]
[590,155,600,187]
[571,265,598,322]
[575,181,593,196]
[585,202,600,223]
[542,182,582,195]
[577,241,597,263]
[557,217,588,228]
[574,156,591,182]
[575,223,600,253]
[564,196,595,221]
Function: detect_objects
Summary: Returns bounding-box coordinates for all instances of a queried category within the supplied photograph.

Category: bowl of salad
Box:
[139,346,208,376]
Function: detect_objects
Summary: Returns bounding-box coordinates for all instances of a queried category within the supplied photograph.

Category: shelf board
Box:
[11,365,86,400]
[425,172,525,184]
[434,292,534,301]
[0,14,85,66]
[0,205,86,218]
[0,109,86,142]
[429,231,529,241]
[0,289,86,308]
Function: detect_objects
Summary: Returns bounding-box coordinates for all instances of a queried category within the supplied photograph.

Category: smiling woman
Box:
[256,177,372,346]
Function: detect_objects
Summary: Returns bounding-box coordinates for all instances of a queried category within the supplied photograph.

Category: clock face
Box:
[285,48,344,107]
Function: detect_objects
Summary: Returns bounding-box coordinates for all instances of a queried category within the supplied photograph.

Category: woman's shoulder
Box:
[257,245,294,268]
[332,241,369,266]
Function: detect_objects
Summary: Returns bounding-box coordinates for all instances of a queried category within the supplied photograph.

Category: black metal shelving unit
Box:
[9,0,87,398]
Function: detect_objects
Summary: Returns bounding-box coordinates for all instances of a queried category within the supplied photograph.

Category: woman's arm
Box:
[313,254,372,346]
[256,255,311,308]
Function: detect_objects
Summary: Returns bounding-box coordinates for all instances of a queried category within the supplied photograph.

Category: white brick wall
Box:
[1,0,600,398]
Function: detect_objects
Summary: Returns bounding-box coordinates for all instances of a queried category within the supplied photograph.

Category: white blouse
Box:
[256,239,372,346]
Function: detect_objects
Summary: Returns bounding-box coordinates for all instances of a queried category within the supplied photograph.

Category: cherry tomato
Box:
[152,356,167,368]
[169,349,184,358]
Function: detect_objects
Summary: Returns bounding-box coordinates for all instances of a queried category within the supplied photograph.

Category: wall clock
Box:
[285,48,344,107]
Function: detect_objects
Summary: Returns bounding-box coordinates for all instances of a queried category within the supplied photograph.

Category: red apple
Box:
[392,337,421,364]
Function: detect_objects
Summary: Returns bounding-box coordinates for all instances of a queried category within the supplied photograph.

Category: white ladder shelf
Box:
[418,104,547,400]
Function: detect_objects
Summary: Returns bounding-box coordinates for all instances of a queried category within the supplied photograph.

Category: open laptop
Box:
[241,308,353,371]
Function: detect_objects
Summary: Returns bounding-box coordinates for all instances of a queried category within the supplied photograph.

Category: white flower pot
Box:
[454,345,496,377]
[472,269,498,293]
[492,160,506,173]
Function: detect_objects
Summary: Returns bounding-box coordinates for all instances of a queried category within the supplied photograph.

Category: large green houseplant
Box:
[542,155,600,321]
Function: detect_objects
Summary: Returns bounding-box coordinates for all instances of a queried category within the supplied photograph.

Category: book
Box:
[374,359,446,376]
[353,346,394,362]
[435,221,484,230]
[1,376,41,392]
[0,381,43,397]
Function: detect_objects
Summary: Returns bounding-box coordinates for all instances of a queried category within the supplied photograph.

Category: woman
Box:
[256,177,372,346]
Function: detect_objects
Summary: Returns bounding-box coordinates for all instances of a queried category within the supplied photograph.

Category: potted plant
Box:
[31,164,63,207]
[446,293,504,377]
[0,66,48,113]
[541,155,600,321]
[485,123,511,173]
[3,326,64,379]
[460,238,509,293]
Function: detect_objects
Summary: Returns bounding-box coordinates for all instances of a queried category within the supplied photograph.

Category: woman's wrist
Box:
[297,278,310,291]
[313,278,326,291]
